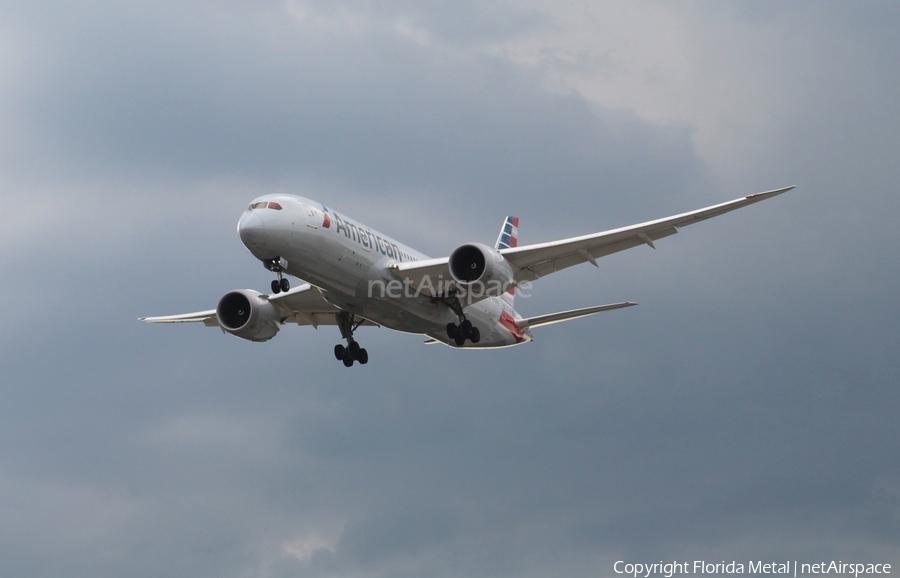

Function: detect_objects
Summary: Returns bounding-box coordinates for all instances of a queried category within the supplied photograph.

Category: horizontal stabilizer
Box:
[517,302,637,329]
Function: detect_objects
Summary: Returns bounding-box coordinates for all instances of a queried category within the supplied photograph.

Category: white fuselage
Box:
[237,194,533,348]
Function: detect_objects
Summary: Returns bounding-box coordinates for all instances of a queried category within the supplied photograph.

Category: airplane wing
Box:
[503,186,795,282]
[139,310,220,326]
[269,283,360,328]
[391,186,794,294]
[140,283,376,328]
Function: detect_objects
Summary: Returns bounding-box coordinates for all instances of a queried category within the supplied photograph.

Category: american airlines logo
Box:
[326,210,418,263]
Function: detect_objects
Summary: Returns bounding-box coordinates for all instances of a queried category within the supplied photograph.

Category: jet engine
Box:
[448,242,515,298]
[215,289,281,342]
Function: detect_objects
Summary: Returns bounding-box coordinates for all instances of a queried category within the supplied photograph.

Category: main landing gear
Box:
[265,258,290,294]
[333,311,368,367]
[446,319,480,346]
[443,297,480,346]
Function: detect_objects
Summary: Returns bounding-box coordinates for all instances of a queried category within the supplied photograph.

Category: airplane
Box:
[141,186,795,367]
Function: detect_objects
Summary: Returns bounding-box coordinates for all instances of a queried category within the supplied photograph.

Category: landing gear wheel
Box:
[335,311,369,367]
[265,258,289,294]
[450,318,480,345]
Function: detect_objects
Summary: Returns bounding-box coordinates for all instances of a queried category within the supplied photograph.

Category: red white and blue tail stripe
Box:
[495,216,519,304]
[495,216,519,250]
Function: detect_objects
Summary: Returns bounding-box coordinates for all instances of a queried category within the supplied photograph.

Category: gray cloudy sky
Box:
[2,2,899,577]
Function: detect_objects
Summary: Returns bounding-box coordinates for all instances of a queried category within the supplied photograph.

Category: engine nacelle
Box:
[216,289,281,342]
[448,242,515,298]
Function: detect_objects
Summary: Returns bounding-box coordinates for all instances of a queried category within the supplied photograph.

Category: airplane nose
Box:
[238,211,266,248]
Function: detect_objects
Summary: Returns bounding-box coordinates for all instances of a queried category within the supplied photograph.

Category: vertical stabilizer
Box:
[495,216,519,305]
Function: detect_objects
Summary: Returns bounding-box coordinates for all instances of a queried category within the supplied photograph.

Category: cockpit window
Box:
[248,201,284,210]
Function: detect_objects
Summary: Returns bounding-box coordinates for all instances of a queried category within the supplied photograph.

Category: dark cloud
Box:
[2,0,705,207]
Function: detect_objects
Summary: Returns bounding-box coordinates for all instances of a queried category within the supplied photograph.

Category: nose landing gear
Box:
[264,258,290,294]
[334,311,368,367]
[271,276,290,294]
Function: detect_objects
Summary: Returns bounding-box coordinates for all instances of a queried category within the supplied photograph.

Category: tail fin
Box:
[495,216,519,250]
[495,216,519,305]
